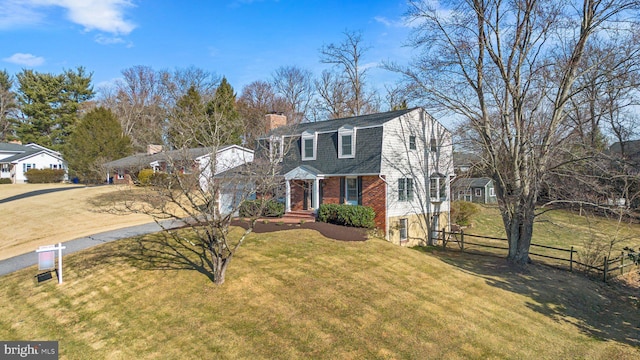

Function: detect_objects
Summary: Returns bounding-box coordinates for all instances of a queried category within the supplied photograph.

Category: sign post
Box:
[36,243,66,284]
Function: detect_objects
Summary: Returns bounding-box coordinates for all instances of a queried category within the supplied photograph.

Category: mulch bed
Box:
[231,220,368,242]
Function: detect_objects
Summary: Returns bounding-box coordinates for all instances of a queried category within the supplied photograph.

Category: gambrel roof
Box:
[262,108,420,176]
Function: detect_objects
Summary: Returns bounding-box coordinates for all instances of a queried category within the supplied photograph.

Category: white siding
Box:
[14,152,66,183]
[380,108,453,218]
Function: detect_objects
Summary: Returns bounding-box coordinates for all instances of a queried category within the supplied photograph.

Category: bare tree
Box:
[389,0,640,265]
[271,66,314,124]
[237,80,287,146]
[314,70,352,119]
[99,65,167,151]
[319,30,378,117]
[107,99,288,285]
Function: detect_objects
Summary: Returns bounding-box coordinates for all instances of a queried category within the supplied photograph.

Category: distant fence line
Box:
[440,229,639,283]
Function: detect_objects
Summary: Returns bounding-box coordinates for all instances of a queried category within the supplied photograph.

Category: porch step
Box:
[282,210,316,222]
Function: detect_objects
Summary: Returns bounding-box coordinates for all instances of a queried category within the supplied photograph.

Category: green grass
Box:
[0,228,638,359]
[458,205,640,268]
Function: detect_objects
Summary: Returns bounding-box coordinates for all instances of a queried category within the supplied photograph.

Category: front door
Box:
[303,181,312,210]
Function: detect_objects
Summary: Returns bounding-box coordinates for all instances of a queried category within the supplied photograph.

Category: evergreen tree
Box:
[207,77,242,145]
[15,67,94,150]
[168,85,209,148]
[0,70,18,141]
[64,107,132,183]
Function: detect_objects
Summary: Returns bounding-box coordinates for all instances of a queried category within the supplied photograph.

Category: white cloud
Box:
[0,0,136,35]
[3,53,45,66]
[374,16,409,28]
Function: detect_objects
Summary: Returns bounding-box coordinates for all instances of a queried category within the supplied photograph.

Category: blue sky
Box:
[0,0,414,95]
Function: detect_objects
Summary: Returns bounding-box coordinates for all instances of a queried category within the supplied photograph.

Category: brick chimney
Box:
[265,113,287,132]
[9,140,22,145]
[147,144,163,155]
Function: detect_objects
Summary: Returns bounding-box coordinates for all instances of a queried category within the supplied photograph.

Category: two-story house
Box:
[260,107,454,246]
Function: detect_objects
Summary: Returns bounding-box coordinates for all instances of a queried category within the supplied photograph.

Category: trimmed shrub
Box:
[317,203,376,229]
[137,168,155,186]
[239,199,285,218]
[0,178,12,184]
[24,169,65,183]
[451,201,480,226]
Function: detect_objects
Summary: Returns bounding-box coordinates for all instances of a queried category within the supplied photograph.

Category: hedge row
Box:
[0,178,11,184]
[317,204,376,229]
[24,169,66,183]
[239,199,285,218]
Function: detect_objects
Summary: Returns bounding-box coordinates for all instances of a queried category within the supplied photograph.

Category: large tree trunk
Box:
[501,196,535,265]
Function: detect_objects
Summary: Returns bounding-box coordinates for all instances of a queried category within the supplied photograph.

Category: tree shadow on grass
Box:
[417,247,640,348]
[84,231,217,283]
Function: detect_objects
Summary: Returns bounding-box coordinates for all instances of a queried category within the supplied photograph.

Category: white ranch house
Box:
[0,142,67,184]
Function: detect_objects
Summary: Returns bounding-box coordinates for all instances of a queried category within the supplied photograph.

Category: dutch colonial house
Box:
[260,108,454,246]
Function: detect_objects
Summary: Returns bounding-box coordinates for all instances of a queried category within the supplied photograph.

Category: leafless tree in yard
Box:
[237,80,287,146]
[388,0,640,265]
[107,91,289,285]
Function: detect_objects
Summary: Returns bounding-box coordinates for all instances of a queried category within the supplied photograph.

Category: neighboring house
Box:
[104,145,252,184]
[0,142,67,184]
[453,152,481,175]
[451,177,497,204]
[104,144,254,215]
[258,108,454,246]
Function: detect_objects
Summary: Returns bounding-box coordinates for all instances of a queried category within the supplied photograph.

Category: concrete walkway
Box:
[0,219,184,277]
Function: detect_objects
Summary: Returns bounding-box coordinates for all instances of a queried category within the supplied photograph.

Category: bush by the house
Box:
[24,169,65,183]
[451,201,480,226]
[0,178,11,184]
[317,204,376,229]
[239,199,285,218]
[137,168,155,186]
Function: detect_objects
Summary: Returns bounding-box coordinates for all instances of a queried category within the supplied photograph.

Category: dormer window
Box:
[269,135,284,162]
[338,125,356,159]
[301,131,316,161]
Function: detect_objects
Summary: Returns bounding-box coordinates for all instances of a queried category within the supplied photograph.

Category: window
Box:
[430,137,437,152]
[399,218,408,241]
[23,163,35,173]
[345,177,358,205]
[338,126,356,158]
[430,176,447,201]
[475,188,481,197]
[117,172,124,180]
[490,188,495,197]
[409,135,416,150]
[1,164,8,173]
[301,131,316,160]
[398,178,414,202]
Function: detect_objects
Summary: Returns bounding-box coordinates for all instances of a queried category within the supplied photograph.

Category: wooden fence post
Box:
[570,246,574,272]
[442,228,446,249]
[460,229,465,252]
[620,251,624,275]
[603,256,608,283]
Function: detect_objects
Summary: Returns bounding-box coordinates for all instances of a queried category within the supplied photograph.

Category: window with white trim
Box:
[398,178,414,202]
[430,176,447,201]
[23,163,36,173]
[345,177,358,205]
[409,135,416,150]
[338,126,355,158]
[430,137,437,152]
[475,188,481,197]
[1,164,8,173]
[490,187,495,197]
[301,131,316,160]
[399,218,408,241]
